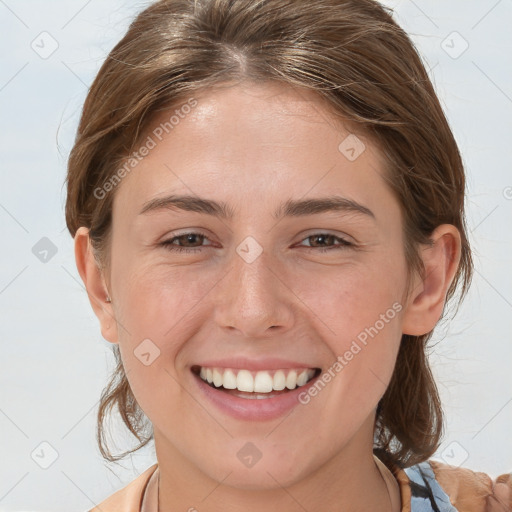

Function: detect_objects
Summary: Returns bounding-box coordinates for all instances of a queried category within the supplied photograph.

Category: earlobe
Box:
[74,227,118,344]
[401,224,462,336]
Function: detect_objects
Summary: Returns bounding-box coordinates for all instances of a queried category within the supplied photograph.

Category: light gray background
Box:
[0,0,511,510]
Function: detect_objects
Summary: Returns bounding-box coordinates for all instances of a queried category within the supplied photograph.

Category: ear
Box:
[401,224,462,336]
[74,226,118,344]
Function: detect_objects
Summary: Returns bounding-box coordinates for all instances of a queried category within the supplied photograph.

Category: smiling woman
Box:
[64,1,511,511]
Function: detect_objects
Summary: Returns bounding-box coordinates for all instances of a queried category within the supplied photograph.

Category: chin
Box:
[211,460,308,491]
[193,440,318,491]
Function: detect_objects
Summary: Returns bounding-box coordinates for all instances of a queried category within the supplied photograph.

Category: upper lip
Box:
[192,357,321,371]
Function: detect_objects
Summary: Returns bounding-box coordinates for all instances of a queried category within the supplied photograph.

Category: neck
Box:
[154,426,392,512]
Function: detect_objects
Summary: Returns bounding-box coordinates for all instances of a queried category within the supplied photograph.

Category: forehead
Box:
[112,82,395,222]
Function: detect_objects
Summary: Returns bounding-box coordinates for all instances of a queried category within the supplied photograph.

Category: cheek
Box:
[294,253,406,342]
[112,259,207,338]
[292,255,405,402]
[109,263,193,403]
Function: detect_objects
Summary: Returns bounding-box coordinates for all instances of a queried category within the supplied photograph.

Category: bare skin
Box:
[75,82,461,511]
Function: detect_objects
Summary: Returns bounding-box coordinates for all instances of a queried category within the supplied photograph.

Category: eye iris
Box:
[311,234,333,247]
[179,233,203,246]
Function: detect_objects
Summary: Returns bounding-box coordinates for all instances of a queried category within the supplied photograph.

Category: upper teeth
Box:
[198,367,316,393]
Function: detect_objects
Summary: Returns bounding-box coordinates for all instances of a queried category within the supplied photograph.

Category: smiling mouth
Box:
[191,365,321,398]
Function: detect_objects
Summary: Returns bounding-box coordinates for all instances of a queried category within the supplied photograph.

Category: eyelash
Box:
[160,232,353,253]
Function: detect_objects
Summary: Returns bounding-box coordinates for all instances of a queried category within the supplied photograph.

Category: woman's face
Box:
[106,82,411,488]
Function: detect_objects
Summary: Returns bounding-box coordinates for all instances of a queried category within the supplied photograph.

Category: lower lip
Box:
[192,372,317,421]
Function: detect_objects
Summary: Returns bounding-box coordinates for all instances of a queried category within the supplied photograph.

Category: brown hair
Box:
[65,0,473,467]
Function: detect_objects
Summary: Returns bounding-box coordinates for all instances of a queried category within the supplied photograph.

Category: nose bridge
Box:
[213,244,293,336]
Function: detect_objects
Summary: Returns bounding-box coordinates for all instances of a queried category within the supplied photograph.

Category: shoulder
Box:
[87,463,158,512]
[404,459,512,512]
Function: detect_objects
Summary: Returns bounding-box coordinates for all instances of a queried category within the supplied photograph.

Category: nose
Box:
[212,247,295,338]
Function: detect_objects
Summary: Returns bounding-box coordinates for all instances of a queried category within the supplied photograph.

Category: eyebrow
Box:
[139,194,375,220]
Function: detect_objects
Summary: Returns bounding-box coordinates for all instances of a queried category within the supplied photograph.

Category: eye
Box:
[160,231,353,254]
[297,233,353,253]
[160,232,213,253]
